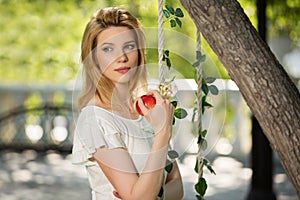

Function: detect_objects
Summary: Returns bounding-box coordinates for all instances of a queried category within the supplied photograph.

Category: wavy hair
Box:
[78,7,147,111]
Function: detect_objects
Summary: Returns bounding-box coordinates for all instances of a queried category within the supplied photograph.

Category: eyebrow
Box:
[100,40,136,47]
[124,40,136,44]
[100,42,114,46]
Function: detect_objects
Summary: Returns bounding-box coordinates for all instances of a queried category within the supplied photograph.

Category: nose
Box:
[117,51,128,63]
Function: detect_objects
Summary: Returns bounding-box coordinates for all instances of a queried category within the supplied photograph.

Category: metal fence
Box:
[0,103,76,152]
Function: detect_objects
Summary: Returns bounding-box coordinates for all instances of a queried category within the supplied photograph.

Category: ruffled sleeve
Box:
[72,110,126,165]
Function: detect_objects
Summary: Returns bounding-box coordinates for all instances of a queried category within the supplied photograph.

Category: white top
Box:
[72,106,162,200]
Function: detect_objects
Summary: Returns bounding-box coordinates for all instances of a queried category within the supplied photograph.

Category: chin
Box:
[118,71,137,83]
[113,76,132,85]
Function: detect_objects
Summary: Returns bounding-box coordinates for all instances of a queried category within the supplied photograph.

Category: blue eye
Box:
[103,47,113,52]
[124,44,136,50]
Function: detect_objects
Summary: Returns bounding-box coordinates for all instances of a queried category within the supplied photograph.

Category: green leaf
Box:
[207,165,216,175]
[195,177,207,196]
[158,186,164,197]
[166,57,171,69]
[165,5,175,15]
[202,95,213,113]
[175,17,182,28]
[201,95,207,104]
[165,162,173,173]
[201,129,207,138]
[203,101,213,108]
[205,77,216,83]
[170,76,176,81]
[194,158,199,173]
[200,138,207,151]
[163,9,170,18]
[196,51,202,60]
[192,60,200,67]
[208,85,219,95]
[171,101,177,108]
[191,107,197,122]
[168,150,179,159]
[164,49,170,56]
[202,84,209,95]
[174,108,187,119]
[200,54,206,62]
[203,158,216,175]
[196,51,206,62]
[197,134,202,144]
[175,8,184,17]
[170,19,176,27]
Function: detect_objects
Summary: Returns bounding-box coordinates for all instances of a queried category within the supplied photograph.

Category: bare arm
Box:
[164,161,184,200]
[94,138,168,200]
[93,90,175,200]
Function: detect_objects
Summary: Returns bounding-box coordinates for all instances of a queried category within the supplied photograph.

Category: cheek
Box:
[129,51,139,65]
[97,54,114,72]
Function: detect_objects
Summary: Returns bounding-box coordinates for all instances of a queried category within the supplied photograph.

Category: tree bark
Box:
[180,0,300,196]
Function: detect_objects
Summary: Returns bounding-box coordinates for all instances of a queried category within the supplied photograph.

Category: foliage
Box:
[193,62,219,199]
[163,5,184,28]
[267,0,300,43]
[195,178,207,199]
[163,50,172,70]
[0,0,96,84]
[0,0,299,84]
[0,0,231,85]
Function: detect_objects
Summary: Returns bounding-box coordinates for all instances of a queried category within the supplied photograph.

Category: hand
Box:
[137,90,174,137]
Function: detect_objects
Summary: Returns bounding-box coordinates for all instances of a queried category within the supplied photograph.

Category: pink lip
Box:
[114,67,130,74]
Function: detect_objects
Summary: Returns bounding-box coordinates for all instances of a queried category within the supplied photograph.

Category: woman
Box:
[72,7,184,200]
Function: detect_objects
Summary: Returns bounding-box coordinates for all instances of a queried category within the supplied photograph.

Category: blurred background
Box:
[0,0,299,199]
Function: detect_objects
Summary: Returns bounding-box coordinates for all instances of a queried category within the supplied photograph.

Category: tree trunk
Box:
[180,0,300,196]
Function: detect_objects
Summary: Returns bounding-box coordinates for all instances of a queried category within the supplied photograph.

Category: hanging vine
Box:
[161,2,219,199]
[156,1,188,199]
[192,50,218,200]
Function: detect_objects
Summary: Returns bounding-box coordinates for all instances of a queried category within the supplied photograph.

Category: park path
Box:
[0,150,297,200]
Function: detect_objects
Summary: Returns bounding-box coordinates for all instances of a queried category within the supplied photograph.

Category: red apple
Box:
[135,95,156,115]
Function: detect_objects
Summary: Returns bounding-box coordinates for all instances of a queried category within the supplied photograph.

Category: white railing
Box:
[0,80,251,157]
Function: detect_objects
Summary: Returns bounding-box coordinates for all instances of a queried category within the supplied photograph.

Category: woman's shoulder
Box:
[75,106,118,135]
[79,105,113,121]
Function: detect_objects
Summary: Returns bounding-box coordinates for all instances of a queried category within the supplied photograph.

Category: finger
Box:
[113,191,122,199]
[169,103,175,115]
[147,90,164,104]
[164,98,170,104]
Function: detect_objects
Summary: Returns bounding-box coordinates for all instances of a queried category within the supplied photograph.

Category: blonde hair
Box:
[78,7,147,111]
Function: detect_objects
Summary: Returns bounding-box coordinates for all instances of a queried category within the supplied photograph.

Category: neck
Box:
[93,82,138,119]
[111,82,136,112]
[113,82,132,102]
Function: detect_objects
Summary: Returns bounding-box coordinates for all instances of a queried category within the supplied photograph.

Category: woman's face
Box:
[95,26,139,84]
